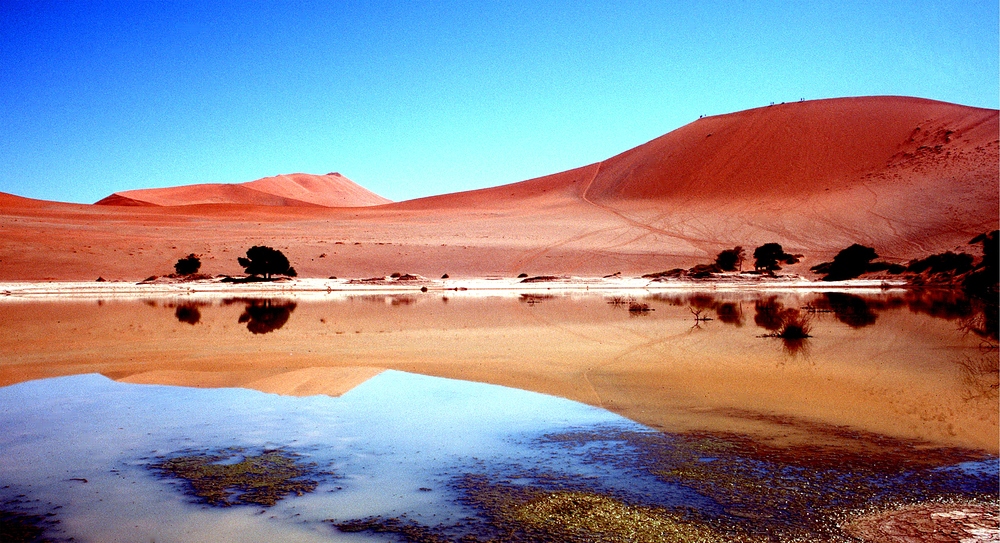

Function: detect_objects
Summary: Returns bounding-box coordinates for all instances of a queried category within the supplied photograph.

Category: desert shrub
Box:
[812,244,879,281]
[971,230,998,270]
[688,263,721,278]
[907,251,975,275]
[237,246,295,280]
[774,311,812,339]
[642,268,685,280]
[753,243,798,273]
[964,231,999,300]
[756,305,812,355]
[866,261,907,274]
[174,254,201,275]
[715,246,746,272]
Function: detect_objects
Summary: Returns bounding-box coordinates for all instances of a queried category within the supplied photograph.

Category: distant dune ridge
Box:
[1,96,996,280]
[397,96,996,207]
[95,172,392,208]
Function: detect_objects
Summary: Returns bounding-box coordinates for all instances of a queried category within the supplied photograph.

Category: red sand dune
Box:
[95,172,391,208]
[1,96,996,281]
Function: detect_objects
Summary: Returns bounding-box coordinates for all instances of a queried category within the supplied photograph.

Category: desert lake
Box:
[0,287,997,541]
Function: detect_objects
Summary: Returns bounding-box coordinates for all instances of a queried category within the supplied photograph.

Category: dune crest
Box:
[389,96,996,261]
[95,172,391,208]
[397,96,997,207]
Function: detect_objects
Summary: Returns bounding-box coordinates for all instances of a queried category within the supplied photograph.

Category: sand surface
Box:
[0,96,995,282]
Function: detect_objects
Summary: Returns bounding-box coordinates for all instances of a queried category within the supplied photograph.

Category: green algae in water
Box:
[151,448,321,507]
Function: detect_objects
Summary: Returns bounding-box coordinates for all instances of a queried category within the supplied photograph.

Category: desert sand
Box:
[0,96,995,282]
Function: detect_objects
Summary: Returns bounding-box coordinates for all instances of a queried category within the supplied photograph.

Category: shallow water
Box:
[0,289,996,541]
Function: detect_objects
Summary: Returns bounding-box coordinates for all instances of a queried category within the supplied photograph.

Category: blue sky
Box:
[1,1,997,204]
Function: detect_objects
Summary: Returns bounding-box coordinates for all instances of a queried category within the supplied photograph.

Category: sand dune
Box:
[0,96,996,281]
[96,172,391,208]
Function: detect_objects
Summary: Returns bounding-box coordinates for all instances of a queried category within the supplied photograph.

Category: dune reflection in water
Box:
[0,289,996,540]
[0,371,691,542]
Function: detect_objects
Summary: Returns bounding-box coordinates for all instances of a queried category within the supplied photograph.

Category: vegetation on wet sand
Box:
[150,448,321,507]
[334,482,743,543]
[0,509,51,543]
[468,485,736,543]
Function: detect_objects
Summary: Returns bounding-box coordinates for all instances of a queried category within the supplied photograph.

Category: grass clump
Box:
[498,490,729,543]
[757,308,812,354]
[768,312,812,339]
[150,448,320,507]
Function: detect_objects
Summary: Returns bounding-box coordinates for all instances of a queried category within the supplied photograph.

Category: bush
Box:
[715,246,746,272]
[237,246,295,280]
[813,244,879,281]
[753,243,798,273]
[688,263,721,278]
[964,230,999,301]
[174,254,201,276]
[907,251,975,275]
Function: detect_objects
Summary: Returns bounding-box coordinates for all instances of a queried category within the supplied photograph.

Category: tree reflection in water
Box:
[232,299,297,334]
[820,293,878,328]
[649,289,995,357]
[174,303,202,325]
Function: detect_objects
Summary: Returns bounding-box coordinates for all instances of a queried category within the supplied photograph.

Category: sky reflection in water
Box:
[1,371,650,541]
[0,290,996,541]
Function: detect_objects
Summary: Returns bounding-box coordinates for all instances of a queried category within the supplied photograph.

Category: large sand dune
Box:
[1,96,996,281]
[96,172,391,208]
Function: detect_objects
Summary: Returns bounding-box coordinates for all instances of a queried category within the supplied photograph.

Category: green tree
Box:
[237,246,296,280]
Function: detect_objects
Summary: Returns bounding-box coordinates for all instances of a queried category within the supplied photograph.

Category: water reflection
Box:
[715,302,743,326]
[957,354,1000,403]
[1,289,996,455]
[753,296,788,331]
[173,302,202,325]
[228,298,297,334]
[819,292,878,328]
[640,289,994,338]
[9,289,994,347]
[0,372,994,542]
[0,372,647,542]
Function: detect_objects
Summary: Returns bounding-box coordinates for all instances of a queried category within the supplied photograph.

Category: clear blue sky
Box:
[1,1,997,204]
